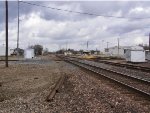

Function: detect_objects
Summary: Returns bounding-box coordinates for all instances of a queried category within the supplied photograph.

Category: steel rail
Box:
[64,58,150,99]
[78,60,150,83]
[96,60,150,73]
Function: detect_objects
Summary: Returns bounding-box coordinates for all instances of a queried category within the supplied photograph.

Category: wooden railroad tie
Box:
[46,75,65,102]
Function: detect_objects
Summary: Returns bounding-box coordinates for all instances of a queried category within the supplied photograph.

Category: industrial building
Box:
[104,45,146,62]
[104,46,131,58]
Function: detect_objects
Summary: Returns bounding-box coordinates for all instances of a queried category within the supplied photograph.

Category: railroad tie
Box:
[46,75,65,102]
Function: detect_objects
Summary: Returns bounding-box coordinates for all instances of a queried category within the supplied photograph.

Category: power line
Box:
[20,1,150,20]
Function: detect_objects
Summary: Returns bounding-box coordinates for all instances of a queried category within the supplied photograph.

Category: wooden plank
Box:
[46,75,65,102]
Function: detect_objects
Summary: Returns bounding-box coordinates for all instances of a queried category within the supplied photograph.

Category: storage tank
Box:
[24,48,34,59]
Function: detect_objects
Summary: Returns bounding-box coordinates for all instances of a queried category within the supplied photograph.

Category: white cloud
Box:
[0,1,150,52]
[128,6,150,18]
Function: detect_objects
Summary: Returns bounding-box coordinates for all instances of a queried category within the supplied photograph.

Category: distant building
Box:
[83,50,91,55]
[104,46,131,58]
[64,51,72,56]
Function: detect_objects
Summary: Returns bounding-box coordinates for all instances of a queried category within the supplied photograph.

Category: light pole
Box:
[87,41,89,51]
[118,38,120,56]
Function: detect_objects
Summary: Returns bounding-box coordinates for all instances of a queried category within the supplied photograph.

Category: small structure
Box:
[0,46,11,56]
[124,46,145,62]
[24,48,34,59]
[83,50,91,55]
[64,51,72,56]
[10,49,15,55]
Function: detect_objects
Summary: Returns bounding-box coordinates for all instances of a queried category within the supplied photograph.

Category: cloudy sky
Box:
[0,1,150,51]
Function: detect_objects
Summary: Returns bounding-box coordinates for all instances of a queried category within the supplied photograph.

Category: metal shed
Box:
[124,46,145,62]
[24,48,34,59]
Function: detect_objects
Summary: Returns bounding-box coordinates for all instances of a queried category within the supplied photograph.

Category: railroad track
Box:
[60,56,150,100]
[94,60,150,73]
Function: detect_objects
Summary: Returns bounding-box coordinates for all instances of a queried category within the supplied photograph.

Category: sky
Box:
[0,1,150,51]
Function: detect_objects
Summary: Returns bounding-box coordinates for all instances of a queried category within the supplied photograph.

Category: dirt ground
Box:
[0,55,149,113]
[0,55,63,112]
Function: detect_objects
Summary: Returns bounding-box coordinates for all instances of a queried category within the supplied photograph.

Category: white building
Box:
[24,48,34,59]
[0,46,11,56]
[124,46,145,62]
[105,46,130,58]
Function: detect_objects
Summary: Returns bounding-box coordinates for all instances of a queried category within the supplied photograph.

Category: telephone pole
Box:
[5,0,8,67]
[149,33,150,51]
[118,38,120,55]
[107,42,109,49]
[66,41,68,51]
[17,0,19,54]
[87,41,89,50]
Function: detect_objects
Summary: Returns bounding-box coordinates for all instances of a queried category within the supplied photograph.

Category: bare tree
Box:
[29,44,43,56]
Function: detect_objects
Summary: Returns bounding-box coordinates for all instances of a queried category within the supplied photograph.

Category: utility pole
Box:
[149,33,150,51]
[17,0,19,54]
[66,41,68,51]
[87,41,89,50]
[107,42,109,49]
[101,40,104,52]
[5,0,8,67]
[118,38,120,55]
